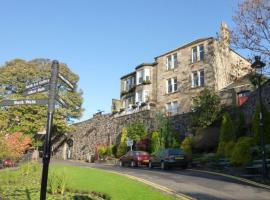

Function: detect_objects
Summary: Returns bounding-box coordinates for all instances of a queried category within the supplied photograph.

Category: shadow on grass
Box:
[72,195,92,200]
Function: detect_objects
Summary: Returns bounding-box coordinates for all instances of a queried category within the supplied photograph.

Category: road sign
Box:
[23,85,50,96]
[58,73,74,89]
[126,139,133,147]
[0,99,48,106]
[25,78,50,90]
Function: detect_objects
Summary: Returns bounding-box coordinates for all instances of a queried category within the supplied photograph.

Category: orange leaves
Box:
[4,132,31,158]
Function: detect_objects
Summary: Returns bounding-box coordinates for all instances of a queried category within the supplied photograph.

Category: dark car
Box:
[149,148,188,170]
[119,151,150,167]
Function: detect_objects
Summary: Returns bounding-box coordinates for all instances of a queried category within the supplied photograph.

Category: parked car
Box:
[119,151,150,167]
[1,159,13,168]
[149,148,188,170]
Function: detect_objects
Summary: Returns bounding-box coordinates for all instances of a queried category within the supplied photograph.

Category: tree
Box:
[180,135,193,159]
[126,121,147,141]
[232,0,270,65]
[0,132,31,160]
[191,88,221,129]
[0,59,83,137]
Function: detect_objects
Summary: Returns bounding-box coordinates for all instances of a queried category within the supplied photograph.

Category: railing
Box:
[113,103,151,117]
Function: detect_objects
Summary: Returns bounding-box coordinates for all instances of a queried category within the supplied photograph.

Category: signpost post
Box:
[40,60,59,200]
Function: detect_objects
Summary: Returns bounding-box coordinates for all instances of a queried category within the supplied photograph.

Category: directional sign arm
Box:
[23,84,50,96]
[58,73,74,90]
[0,99,48,106]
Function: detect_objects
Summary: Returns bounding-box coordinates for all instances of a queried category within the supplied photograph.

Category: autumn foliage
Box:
[0,132,31,160]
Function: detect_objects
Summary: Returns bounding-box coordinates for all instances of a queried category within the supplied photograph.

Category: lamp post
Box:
[251,56,268,180]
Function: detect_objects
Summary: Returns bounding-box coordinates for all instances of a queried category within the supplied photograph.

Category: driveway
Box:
[51,159,270,200]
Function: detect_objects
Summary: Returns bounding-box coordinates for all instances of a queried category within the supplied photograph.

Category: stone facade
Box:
[116,23,252,116]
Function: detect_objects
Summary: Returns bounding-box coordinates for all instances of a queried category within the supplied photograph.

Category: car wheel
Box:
[119,160,123,167]
[149,161,153,169]
[161,161,167,170]
[131,161,136,168]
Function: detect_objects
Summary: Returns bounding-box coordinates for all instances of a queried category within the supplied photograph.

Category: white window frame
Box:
[191,70,204,88]
[166,77,177,93]
[191,44,204,63]
[166,101,179,115]
[166,54,178,70]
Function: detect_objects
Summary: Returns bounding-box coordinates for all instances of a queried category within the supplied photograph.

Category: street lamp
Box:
[251,56,268,180]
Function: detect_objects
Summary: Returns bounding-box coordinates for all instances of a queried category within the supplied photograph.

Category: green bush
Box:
[252,105,270,145]
[116,128,128,157]
[234,112,246,139]
[181,135,193,159]
[224,141,236,158]
[217,112,235,155]
[230,137,255,166]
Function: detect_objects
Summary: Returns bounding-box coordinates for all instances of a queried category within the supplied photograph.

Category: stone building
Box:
[54,23,262,160]
[113,23,252,116]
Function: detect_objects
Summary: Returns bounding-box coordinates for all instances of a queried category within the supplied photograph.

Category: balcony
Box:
[112,102,151,117]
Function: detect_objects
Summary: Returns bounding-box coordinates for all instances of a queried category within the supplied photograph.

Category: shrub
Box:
[126,121,147,141]
[230,137,255,166]
[217,113,235,155]
[181,135,193,159]
[116,128,128,157]
[224,141,236,158]
[151,131,161,154]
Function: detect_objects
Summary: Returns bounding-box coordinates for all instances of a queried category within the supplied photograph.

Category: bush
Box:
[230,137,255,166]
[217,113,235,155]
[224,141,236,158]
[234,112,246,139]
[116,128,128,157]
[151,131,161,154]
[181,135,193,159]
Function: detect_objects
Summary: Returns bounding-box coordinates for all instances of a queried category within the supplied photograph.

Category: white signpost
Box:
[126,138,134,151]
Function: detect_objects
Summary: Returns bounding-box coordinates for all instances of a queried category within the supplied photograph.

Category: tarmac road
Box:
[51,159,270,200]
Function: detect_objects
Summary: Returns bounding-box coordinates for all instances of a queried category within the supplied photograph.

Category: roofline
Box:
[155,37,214,59]
[120,71,136,80]
[135,62,157,70]
[229,48,251,63]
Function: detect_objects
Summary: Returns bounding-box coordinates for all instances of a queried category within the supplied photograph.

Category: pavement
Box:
[51,159,270,200]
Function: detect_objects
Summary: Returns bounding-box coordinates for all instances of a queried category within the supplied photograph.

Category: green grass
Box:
[0,162,176,200]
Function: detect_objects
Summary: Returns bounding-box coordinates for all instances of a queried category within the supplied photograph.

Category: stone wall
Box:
[53,110,190,160]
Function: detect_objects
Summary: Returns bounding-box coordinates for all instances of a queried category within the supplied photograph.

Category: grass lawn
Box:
[0,162,177,200]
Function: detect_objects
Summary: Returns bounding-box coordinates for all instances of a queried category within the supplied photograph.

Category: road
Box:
[52,159,270,200]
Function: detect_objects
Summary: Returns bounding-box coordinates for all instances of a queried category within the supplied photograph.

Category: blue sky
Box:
[0,0,240,122]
